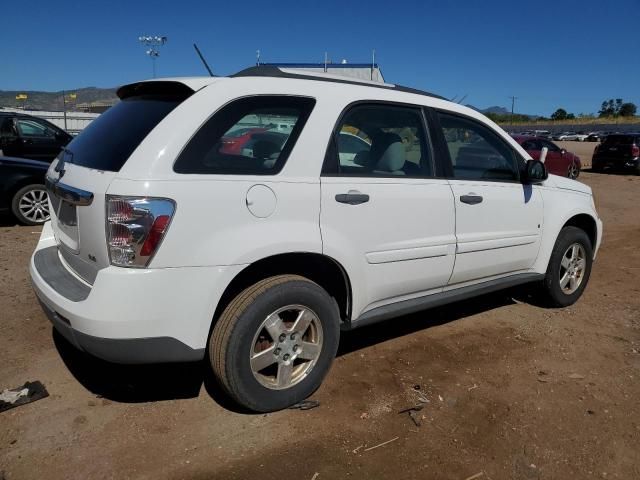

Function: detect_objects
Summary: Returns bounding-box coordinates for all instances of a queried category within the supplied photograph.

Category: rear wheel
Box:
[11,184,50,226]
[539,226,593,307]
[209,275,340,412]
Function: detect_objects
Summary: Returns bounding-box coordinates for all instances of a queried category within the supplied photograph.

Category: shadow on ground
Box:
[53,289,520,410]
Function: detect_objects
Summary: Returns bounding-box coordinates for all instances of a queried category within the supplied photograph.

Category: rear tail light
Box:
[106,196,176,267]
[632,144,639,157]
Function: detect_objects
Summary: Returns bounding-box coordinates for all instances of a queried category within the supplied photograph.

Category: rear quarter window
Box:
[173,96,315,175]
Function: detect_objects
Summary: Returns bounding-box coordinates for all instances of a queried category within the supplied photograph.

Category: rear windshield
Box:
[603,134,637,145]
[63,94,186,172]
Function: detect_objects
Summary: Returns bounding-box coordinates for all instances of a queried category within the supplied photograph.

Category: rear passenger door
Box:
[320,103,456,318]
[434,112,543,285]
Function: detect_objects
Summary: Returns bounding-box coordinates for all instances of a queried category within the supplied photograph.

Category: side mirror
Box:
[523,159,548,184]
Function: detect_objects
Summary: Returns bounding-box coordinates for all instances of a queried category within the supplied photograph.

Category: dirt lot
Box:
[1,168,639,480]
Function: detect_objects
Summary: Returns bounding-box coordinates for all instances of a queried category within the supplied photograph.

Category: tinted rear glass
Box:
[63,94,186,172]
[603,134,634,145]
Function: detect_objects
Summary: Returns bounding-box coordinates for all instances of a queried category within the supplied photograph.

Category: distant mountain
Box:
[0,87,118,111]
[467,104,537,119]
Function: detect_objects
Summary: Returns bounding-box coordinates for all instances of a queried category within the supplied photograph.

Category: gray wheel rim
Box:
[249,304,323,390]
[559,243,586,295]
[568,162,579,179]
[18,188,50,223]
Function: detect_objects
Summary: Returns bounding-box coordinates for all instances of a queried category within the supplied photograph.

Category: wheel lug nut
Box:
[274,348,281,356]
[279,334,286,342]
[290,333,297,341]
[283,354,290,361]
[293,344,299,352]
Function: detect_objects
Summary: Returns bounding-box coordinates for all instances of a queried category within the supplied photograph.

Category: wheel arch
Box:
[209,252,352,336]
[562,213,597,250]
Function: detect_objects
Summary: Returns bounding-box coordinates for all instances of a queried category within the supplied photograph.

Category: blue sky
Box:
[1,0,638,116]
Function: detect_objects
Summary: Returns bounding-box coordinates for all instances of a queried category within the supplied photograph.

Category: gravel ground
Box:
[1,168,639,480]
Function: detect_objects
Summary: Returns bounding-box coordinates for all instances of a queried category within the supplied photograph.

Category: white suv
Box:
[30,67,603,412]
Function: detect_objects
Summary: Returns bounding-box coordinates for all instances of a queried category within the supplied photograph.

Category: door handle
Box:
[335,191,370,205]
[460,194,483,205]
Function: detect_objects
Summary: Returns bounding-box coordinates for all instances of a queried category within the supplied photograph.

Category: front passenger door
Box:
[437,112,543,285]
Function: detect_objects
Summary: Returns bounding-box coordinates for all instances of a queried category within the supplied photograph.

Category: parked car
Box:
[586,131,605,142]
[532,130,552,139]
[0,112,72,161]
[218,127,269,155]
[0,155,50,225]
[513,135,582,179]
[592,133,640,174]
[30,67,602,412]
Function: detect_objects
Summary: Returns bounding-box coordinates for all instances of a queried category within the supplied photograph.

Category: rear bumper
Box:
[30,222,245,364]
[592,156,639,169]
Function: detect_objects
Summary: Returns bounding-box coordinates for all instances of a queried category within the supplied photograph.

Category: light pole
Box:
[138,35,167,78]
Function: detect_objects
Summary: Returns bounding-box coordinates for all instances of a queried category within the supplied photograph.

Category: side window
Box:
[541,140,560,152]
[521,139,540,151]
[438,113,519,181]
[174,96,315,175]
[16,119,56,138]
[331,104,432,177]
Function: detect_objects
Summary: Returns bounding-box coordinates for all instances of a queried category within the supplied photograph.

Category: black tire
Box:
[540,226,593,307]
[567,161,580,179]
[209,275,340,412]
[11,184,50,226]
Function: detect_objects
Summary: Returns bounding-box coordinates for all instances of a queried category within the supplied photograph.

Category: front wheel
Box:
[209,275,340,412]
[540,226,593,307]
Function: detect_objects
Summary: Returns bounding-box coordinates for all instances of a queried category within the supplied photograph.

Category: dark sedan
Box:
[0,155,51,225]
[513,135,581,179]
[0,112,72,162]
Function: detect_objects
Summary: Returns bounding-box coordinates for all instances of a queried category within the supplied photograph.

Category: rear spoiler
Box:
[116,81,195,100]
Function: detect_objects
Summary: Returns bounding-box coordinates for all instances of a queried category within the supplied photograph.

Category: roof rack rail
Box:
[231,66,446,101]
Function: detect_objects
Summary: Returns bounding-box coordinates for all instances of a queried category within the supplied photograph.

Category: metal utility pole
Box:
[62,90,68,131]
[256,49,261,66]
[508,96,518,125]
[371,49,376,80]
[138,35,168,78]
[324,52,328,72]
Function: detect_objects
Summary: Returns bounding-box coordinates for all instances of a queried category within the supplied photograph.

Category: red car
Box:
[513,135,581,179]
[219,127,268,155]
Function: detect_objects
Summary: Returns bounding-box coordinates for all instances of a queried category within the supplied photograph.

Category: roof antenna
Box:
[450,94,459,102]
[193,43,214,77]
[256,49,261,66]
[457,94,468,104]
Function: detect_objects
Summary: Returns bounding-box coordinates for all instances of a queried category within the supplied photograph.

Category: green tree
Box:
[619,102,637,117]
[551,108,568,120]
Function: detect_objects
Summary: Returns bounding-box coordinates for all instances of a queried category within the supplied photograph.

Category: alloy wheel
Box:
[18,188,50,223]
[249,304,323,390]
[559,242,586,295]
